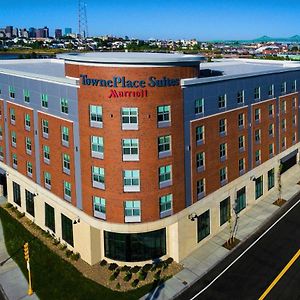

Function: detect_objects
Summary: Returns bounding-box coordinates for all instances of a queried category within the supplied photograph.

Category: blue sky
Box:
[1,0,299,40]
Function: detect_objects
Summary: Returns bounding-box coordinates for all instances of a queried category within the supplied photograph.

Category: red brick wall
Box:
[7,102,36,181]
[191,107,249,202]
[38,113,76,206]
[75,64,198,223]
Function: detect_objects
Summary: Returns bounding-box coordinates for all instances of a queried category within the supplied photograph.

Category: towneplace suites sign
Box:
[80,74,180,98]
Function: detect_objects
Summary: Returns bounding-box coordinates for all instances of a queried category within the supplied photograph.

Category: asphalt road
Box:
[176,192,300,300]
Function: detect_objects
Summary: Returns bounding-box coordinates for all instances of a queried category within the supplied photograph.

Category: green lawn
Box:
[0,208,154,300]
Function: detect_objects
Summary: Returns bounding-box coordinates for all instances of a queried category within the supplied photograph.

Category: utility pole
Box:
[23,242,33,296]
[78,0,89,39]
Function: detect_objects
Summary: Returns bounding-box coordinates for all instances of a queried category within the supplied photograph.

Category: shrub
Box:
[4,203,13,209]
[123,272,132,282]
[109,270,120,281]
[162,261,169,270]
[165,257,174,265]
[52,238,60,246]
[59,244,67,250]
[155,261,164,269]
[150,264,158,272]
[120,265,131,272]
[131,279,139,288]
[16,211,25,219]
[108,263,119,271]
[142,263,152,272]
[138,270,147,281]
[131,266,141,273]
[65,249,73,258]
[116,283,121,289]
[99,259,107,267]
[70,252,80,261]
[154,270,161,280]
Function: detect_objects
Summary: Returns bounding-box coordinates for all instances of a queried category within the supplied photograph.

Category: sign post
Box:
[23,242,33,296]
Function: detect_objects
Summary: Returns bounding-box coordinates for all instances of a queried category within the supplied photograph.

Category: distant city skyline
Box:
[1,0,300,40]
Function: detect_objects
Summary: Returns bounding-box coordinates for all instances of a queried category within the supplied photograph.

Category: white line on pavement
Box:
[189,196,300,300]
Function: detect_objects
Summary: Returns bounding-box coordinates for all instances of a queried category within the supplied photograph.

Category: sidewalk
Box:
[141,165,300,300]
[0,196,39,300]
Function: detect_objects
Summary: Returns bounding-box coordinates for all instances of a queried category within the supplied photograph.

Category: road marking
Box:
[258,249,300,300]
[189,196,300,300]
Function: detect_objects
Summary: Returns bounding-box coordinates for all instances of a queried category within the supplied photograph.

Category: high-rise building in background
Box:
[55,29,63,39]
[28,27,36,38]
[64,28,72,36]
[5,26,13,38]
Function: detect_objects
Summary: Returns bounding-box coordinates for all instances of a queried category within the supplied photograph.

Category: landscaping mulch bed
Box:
[273,198,287,207]
[222,238,241,250]
[2,204,182,291]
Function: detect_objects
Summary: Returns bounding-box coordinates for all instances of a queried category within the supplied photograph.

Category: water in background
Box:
[0,54,19,60]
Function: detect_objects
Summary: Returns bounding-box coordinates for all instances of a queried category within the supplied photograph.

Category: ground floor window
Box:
[220,197,230,226]
[197,210,210,242]
[25,190,34,217]
[45,203,55,233]
[13,181,21,206]
[104,228,166,262]
[61,214,73,246]
[268,168,275,190]
[255,175,263,200]
[236,187,246,213]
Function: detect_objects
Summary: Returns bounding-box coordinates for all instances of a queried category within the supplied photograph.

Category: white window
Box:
[268,84,274,97]
[63,154,70,175]
[159,194,172,218]
[196,125,205,145]
[124,200,141,223]
[0,126,2,141]
[238,158,245,174]
[10,108,16,125]
[0,146,3,161]
[41,94,48,108]
[122,107,138,130]
[282,137,286,150]
[281,82,287,94]
[12,153,17,169]
[218,94,226,108]
[25,114,31,131]
[255,129,261,143]
[44,172,51,190]
[195,98,204,114]
[220,167,227,185]
[292,80,297,92]
[23,89,30,103]
[219,143,227,161]
[219,118,227,135]
[268,104,274,117]
[254,87,260,100]
[43,145,50,164]
[238,135,245,152]
[9,86,15,99]
[27,161,33,177]
[90,105,103,128]
[26,137,32,155]
[64,181,71,201]
[159,165,172,188]
[91,136,104,159]
[122,139,139,161]
[281,100,286,113]
[92,166,105,190]
[42,119,49,138]
[196,152,205,172]
[237,90,244,104]
[197,179,205,200]
[281,119,286,131]
[123,170,140,192]
[11,131,16,147]
[238,113,245,128]
[269,123,274,136]
[61,126,69,147]
[157,105,171,128]
[158,135,171,158]
[93,196,106,220]
[255,150,261,165]
[269,143,274,157]
[254,108,261,123]
[60,98,69,114]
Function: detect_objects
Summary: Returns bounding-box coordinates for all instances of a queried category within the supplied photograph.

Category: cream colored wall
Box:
[1,141,299,265]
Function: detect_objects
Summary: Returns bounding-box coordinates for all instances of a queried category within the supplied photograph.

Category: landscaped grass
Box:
[0,208,154,300]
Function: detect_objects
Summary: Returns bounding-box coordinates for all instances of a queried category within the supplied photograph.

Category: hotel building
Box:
[0,53,299,265]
